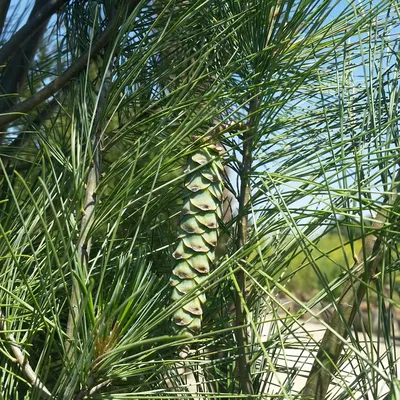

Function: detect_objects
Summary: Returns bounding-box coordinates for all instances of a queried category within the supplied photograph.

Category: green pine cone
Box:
[170,144,223,337]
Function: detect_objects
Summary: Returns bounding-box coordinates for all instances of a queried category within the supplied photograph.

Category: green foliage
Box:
[0,0,399,399]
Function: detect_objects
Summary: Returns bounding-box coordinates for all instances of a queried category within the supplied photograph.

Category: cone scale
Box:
[170,140,224,337]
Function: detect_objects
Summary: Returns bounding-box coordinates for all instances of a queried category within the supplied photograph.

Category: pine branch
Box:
[0,311,51,399]
[66,57,113,355]
[0,16,119,130]
[0,0,68,66]
[0,0,52,118]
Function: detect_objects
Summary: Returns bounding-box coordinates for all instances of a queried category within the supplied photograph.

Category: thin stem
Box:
[0,311,51,398]
[301,176,399,399]
[76,379,112,399]
[66,59,113,354]
[234,97,259,397]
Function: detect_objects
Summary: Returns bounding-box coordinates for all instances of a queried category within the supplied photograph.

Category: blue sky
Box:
[5,0,397,218]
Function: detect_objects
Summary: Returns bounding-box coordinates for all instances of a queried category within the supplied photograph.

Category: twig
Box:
[75,379,112,399]
[301,175,399,399]
[0,16,119,129]
[0,311,51,398]
[234,97,260,397]
[66,57,113,354]
[0,0,68,66]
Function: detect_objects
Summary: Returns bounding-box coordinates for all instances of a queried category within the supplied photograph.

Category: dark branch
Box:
[0,0,11,37]
[0,0,54,117]
[0,0,68,66]
[0,17,119,129]
[234,97,259,398]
